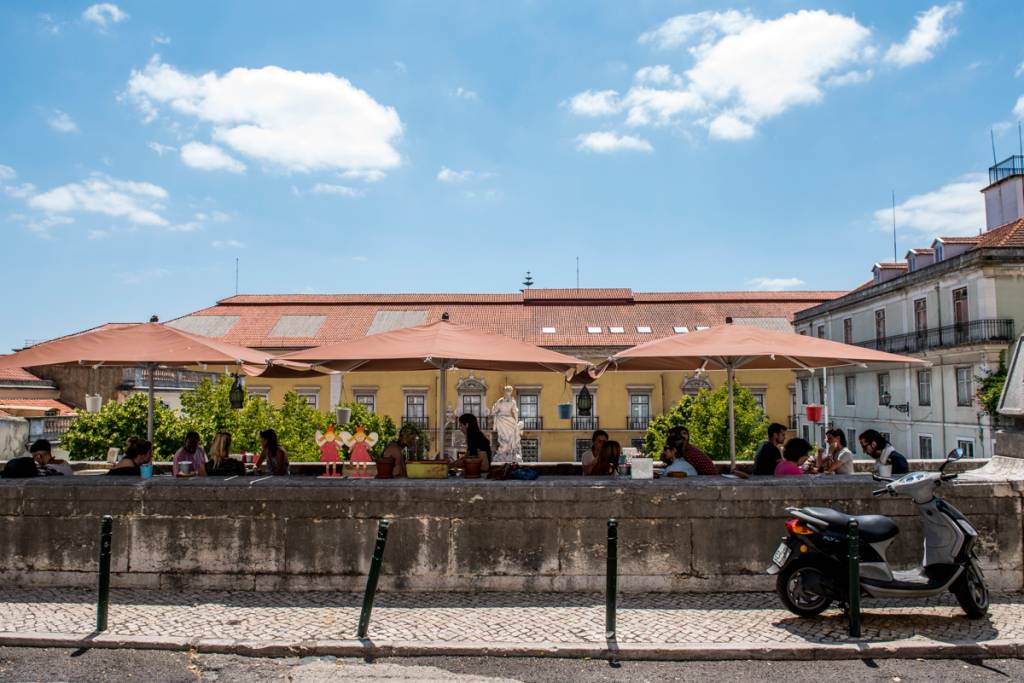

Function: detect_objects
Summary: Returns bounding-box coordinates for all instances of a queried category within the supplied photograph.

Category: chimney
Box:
[983,155,1024,230]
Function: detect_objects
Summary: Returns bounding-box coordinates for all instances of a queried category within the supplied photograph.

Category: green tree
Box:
[233,394,276,454]
[643,395,694,458]
[976,355,1008,417]
[336,401,397,459]
[272,391,329,462]
[62,393,184,461]
[686,384,769,460]
[178,376,239,448]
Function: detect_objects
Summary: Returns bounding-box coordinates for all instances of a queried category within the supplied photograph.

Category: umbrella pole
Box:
[147,363,155,443]
[727,365,736,470]
[438,363,447,459]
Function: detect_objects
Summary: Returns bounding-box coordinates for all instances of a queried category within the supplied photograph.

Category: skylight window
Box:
[696,325,710,331]
[674,326,689,334]
[542,327,556,334]
[609,326,625,334]
[636,326,652,333]
[587,326,602,334]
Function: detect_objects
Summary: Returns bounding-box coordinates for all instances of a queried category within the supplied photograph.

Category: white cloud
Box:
[29,175,169,226]
[311,183,364,197]
[167,221,201,232]
[1016,62,1024,78]
[569,10,873,141]
[4,182,36,199]
[147,141,176,156]
[454,87,478,101]
[343,169,386,183]
[351,255,369,262]
[88,229,110,240]
[1014,96,1024,121]
[639,10,754,50]
[38,13,64,35]
[180,141,246,173]
[393,60,407,74]
[825,69,874,87]
[126,56,403,174]
[566,90,620,116]
[14,214,74,240]
[152,34,171,46]
[194,210,230,222]
[47,110,79,133]
[82,4,128,28]
[437,167,473,183]
[874,173,985,237]
[575,132,653,153]
[212,239,244,248]
[0,165,14,182]
[747,277,805,291]
[884,3,962,67]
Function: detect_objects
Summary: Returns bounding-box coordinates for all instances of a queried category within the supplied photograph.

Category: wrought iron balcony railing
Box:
[571,416,599,431]
[402,416,429,429]
[855,319,1013,354]
[521,416,543,431]
[626,416,651,430]
[27,415,76,443]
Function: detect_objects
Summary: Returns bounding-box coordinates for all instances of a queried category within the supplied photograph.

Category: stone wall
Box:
[0,476,1020,593]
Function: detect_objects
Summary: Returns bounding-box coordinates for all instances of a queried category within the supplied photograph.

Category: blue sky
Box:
[2,1,1023,351]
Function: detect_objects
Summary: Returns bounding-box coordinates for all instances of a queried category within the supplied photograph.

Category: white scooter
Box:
[769,449,989,619]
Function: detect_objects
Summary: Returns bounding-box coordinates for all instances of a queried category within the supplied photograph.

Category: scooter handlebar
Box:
[872,487,889,496]
[941,472,958,481]
[872,473,894,483]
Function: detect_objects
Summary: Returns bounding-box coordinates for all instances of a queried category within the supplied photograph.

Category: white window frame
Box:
[845,375,856,405]
[955,367,973,407]
[917,369,931,407]
[404,391,427,418]
[674,326,689,334]
[877,372,890,406]
[636,326,652,333]
[295,387,320,410]
[918,434,934,460]
[956,438,975,459]
[248,385,271,400]
[800,378,810,405]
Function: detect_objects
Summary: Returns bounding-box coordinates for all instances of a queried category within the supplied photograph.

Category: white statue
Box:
[491,385,523,463]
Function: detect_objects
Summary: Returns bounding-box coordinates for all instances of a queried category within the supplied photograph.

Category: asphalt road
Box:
[1,647,1022,682]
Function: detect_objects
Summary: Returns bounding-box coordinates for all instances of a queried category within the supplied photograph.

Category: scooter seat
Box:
[803,507,899,543]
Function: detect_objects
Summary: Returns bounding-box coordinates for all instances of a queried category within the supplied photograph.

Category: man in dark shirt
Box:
[753,423,787,475]
[859,429,910,475]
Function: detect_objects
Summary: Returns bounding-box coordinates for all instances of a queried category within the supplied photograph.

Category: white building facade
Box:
[793,158,1024,460]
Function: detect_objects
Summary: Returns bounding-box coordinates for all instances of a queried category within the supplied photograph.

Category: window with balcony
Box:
[919,434,933,459]
[956,367,973,407]
[843,318,853,345]
[628,392,651,430]
[874,309,886,343]
[404,393,428,428]
[917,369,931,407]
[355,392,376,414]
[571,387,598,431]
[953,287,969,343]
[877,372,890,405]
[816,325,825,339]
[295,387,319,409]
[518,393,541,430]
[845,375,856,405]
[751,392,765,412]
[914,298,928,334]
[461,393,484,419]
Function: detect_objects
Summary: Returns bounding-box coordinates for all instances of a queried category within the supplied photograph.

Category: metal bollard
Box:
[96,515,113,632]
[606,518,618,638]
[847,518,861,638]
[357,520,391,638]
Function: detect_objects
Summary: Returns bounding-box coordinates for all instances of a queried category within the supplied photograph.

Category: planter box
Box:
[405,461,449,479]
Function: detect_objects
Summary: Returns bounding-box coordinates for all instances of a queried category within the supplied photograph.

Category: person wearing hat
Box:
[30,439,72,476]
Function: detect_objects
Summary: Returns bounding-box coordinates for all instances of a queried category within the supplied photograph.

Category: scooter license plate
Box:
[772,542,791,567]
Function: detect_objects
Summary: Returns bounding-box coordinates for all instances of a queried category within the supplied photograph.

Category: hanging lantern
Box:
[229,374,246,410]
[576,385,593,416]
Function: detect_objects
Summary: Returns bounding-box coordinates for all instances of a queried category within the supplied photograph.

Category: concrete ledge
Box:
[2,631,1022,661]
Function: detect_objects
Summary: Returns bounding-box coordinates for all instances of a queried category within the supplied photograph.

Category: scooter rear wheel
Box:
[777,558,833,617]
[952,564,989,619]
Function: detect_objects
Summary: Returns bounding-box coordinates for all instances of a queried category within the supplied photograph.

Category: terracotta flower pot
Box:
[375,456,396,479]
[463,456,483,479]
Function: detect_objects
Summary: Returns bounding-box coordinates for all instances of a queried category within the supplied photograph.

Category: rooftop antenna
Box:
[991,128,998,165]
[891,190,898,263]
[1018,122,1023,158]
[234,257,239,296]
[576,256,580,289]
[522,271,534,289]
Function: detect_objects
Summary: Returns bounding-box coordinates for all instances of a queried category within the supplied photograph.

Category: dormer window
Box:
[908,255,916,272]
[696,325,709,331]
[935,243,944,261]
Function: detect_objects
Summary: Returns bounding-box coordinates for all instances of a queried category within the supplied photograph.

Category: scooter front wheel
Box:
[776,558,833,617]
[952,564,989,619]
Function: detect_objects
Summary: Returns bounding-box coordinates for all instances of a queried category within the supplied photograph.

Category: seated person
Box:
[108,437,153,476]
[817,429,855,474]
[753,423,787,475]
[206,432,244,476]
[775,438,812,476]
[456,413,491,470]
[1,439,71,478]
[581,429,609,475]
[587,440,621,476]
[661,438,698,477]
[858,429,909,476]
[665,426,719,475]
[256,429,290,476]
[173,431,207,477]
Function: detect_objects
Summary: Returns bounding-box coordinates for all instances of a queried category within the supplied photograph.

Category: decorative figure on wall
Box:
[491,385,523,463]
[315,425,344,478]
[342,425,379,478]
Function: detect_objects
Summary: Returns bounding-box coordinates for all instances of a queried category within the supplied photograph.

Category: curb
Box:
[2,632,1023,661]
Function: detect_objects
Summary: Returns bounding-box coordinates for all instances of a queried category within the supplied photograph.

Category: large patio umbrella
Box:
[606,322,926,467]
[280,319,585,458]
[0,322,281,441]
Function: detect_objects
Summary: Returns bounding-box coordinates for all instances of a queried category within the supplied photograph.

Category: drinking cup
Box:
[179,461,193,476]
[140,463,154,479]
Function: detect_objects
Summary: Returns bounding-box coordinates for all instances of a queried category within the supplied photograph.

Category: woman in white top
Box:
[821,429,855,474]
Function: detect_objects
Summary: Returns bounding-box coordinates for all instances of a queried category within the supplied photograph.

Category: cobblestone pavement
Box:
[1,589,1022,647]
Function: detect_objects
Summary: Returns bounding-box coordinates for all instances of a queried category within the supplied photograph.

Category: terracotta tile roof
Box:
[0,362,46,382]
[874,262,908,270]
[907,248,935,255]
[170,288,845,350]
[0,399,76,415]
[522,288,633,301]
[978,218,1024,248]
